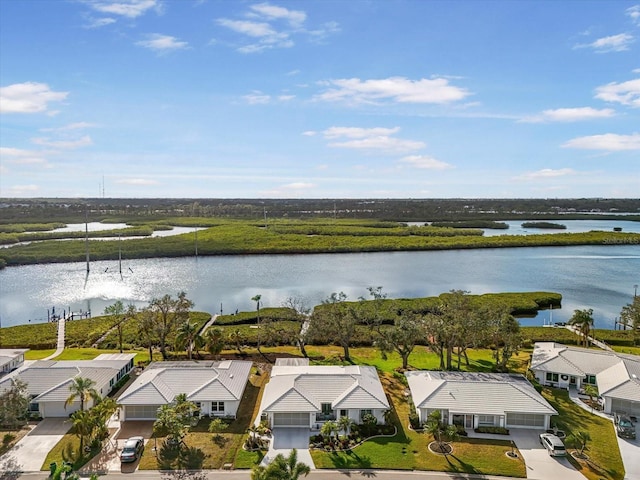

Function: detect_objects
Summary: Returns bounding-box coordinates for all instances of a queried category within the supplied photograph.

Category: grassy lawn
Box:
[542,388,625,480]
[311,373,526,477]
[137,367,268,470]
[41,429,94,471]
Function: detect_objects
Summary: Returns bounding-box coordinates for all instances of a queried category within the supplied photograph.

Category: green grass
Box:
[542,388,625,480]
[137,369,268,470]
[311,373,526,477]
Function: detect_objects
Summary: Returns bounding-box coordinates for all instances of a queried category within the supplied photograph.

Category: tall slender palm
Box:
[71,409,94,455]
[176,320,198,360]
[338,415,354,439]
[65,377,100,411]
[569,309,594,347]
[252,294,262,352]
[204,327,225,358]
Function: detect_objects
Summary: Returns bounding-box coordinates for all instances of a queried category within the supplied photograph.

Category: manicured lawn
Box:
[25,349,56,360]
[542,388,625,480]
[42,432,94,471]
[137,367,268,470]
[311,373,526,477]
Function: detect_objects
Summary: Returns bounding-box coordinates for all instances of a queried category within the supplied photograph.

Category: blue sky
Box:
[1,0,639,199]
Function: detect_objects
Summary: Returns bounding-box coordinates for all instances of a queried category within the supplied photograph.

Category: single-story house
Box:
[530,342,640,416]
[0,348,28,376]
[117,360,252,421]
[258,358,390,430]
[405,371,558,430]
[0,353,135,417]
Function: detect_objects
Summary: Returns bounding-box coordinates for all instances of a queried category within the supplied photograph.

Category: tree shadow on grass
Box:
[211,434,228,448]
[327,450,373,470]
[157,442,206,471]
[443,453,479,475]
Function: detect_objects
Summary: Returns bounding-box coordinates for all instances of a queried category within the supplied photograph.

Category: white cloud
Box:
[520,107,616,123]
[323,126,400,139]
[41,122,96,132]
[83,0,159,18]
[243,91,271,104]
[0,147,48,165]
[576,33,635,52]
[216,4,336,53]
[84,17,116,28]
[136,34,188,53]
[249,3,306,28]
[514,168,576,181]
[562,133,640,151]
[627,5,640,26]
[116,178,159,185]
[321,126,424,154]
[398,155,453,170]
[278,94,295,101]
[316,76,471,105]
[32,135,93,149]
[595,78,640,107]
[0,82,68,114]
[302,131,316,136]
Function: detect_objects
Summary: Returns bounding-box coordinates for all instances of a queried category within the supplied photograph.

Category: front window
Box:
[360,409,373,420]
[583,374,597,385]
[546,372,559,382]
[317,403,335,421]
[211,401,224,412]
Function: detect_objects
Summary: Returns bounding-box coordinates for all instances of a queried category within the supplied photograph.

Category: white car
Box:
[120,436,144,463]
[539,433,566,457]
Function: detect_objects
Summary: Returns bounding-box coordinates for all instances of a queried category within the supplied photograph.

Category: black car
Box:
[615,413,636,439]
[120,436,144,463]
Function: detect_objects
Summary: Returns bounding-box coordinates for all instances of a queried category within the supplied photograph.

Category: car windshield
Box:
[619,419,633,427]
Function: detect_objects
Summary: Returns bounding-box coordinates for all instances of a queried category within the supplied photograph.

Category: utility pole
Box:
[85,208,90,273]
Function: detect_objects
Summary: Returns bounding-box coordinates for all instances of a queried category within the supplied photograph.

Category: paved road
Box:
[13,470,516,480]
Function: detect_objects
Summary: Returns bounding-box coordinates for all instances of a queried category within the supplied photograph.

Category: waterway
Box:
[0,244,638,329]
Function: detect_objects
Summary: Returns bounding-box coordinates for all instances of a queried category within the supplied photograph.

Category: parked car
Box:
[614,413,636,439]
[539,433,566,457]
[120,436,144,463]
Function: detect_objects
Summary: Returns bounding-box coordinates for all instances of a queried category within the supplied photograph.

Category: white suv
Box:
[539,433,566,457]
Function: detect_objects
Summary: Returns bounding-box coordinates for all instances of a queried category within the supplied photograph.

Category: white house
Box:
[117,360,252,421]
[258,358,390,430]
[0,353,135,417]
[530,342,640,416]
[0,349,28,376]
[405,371,558,430]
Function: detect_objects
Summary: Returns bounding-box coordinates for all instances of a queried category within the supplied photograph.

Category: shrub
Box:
[474,426,510,435]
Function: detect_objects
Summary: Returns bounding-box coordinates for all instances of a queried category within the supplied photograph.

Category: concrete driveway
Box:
[261,428,315,469]
[510,429,584,480]
[80,420,154,474]
[0,418,71,473]
[616,426,640,480]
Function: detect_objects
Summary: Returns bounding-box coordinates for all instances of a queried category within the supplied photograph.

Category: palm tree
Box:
[65,377,100,411]
[320,420,339,445]
[568,308,594,347]
[338,415,353,439]
[228,328,245,354]
[71,409,94,455]
[204,327,225,358]
[252,294,262,351]
[572,430,591,455]
[424,410,458,455]
[176,320,198,360]
[267,449,311,480]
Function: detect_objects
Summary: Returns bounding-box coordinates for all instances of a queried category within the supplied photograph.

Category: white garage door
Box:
[610,398,640,417]
[506,412,546,428]
[273,412,309,427]
[125,405,161,420]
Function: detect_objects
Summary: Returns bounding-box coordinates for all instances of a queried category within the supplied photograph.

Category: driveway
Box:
[510,429,584,480]
[0,418,71,473]
[616,426,640,480]
[80,420,154,474]
[261,428,315,469]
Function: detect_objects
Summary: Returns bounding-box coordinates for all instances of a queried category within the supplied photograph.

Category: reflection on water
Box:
[1,245,638,329]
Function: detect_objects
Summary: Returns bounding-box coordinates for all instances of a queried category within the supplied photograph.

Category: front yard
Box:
[311,373,526,478]
[542,388,625,480]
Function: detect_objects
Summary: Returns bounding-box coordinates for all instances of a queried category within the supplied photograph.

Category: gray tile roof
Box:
[0,354,135,404]
[260,363,389,414]
[117,360,252,406]
[597,356,640,402]
[530,342,620,375]
[405,371,557,416]
[0,349,28,369]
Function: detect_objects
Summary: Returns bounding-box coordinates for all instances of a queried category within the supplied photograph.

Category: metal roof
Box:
[405,371,557,417]
[117,360,252,406]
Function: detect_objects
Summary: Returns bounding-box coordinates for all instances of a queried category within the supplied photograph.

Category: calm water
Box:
[1,244,638,329]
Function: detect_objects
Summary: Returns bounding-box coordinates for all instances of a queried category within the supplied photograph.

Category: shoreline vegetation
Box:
[0,218,639,268]
[0,291,562,349]
[521,221,567,229]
